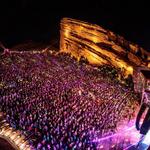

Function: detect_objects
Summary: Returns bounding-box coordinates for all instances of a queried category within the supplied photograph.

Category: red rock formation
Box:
[60,18,150,77]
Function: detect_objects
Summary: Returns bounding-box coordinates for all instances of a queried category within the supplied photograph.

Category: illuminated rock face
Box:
[60,18,150,77]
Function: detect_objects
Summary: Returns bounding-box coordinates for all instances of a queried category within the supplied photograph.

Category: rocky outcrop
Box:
[60,18,150,77]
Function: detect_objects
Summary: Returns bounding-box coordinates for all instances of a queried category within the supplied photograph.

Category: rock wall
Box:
[60,18,150,77]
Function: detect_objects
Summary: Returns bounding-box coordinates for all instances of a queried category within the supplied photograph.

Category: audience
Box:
[0,50,138,149]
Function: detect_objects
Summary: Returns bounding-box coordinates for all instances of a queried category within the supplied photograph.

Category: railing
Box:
[0,112,31,150]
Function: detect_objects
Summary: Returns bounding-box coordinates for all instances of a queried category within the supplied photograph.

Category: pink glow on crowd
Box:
[92,119,143,149]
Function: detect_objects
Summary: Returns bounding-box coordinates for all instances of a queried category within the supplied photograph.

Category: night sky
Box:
[0,0,150,51]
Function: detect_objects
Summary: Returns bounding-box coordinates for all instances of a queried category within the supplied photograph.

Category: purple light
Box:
[141,130,150,148]
[92,119,142,149]
[92,125,135,143]
[123,143,136,150]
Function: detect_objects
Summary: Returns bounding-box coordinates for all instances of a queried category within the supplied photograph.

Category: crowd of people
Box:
[0,50,138,149]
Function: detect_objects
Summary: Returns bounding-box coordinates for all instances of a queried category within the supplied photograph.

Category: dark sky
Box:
[0,0,150,50]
